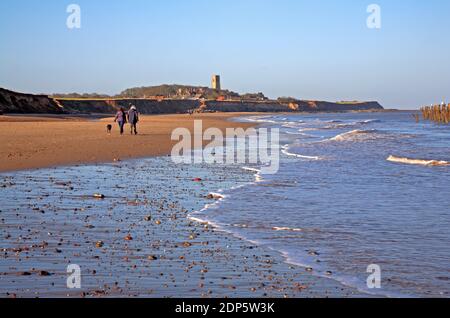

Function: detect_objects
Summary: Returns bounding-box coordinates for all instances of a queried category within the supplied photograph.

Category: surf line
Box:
[281,144,322,160]
[387,155,450,167]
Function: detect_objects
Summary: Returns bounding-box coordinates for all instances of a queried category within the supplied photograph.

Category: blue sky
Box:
[0,0,449,109]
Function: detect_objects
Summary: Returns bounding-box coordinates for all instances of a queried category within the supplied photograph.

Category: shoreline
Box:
[0,154,365,298]
[0,113,257,173]
[0,112,369,298]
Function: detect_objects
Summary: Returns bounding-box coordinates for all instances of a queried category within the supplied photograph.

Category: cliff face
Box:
[0,88,63,114]
[0,87,384,115]
[205,101,293,112]
[58,99,383,114]
[58,99,199,114]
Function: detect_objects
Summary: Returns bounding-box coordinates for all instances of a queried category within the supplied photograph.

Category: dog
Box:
[106,124,112,134]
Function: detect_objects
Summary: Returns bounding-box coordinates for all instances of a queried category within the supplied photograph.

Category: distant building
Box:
[211,75,221,91]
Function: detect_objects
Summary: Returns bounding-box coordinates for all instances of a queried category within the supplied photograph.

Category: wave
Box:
[323,119,380,130]
[187,185,233,228]
[329,129,377,142]
[278,249,406,298]
[281,145,322,160]
[242,166,263,180]
[243,116,279,124]
[207,192,226,200]
[387,155,450,167]
[359,119,381,124]
[272,226,303,232]
[300,127,320,132]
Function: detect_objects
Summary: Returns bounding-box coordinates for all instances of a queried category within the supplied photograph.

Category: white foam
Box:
[281,145,322,161]
[272,226,303,232]
[329,129,375,142]
[242,166,263,183]
[208,192,226,200]
[241,167,261,173]
[188,216,210,225]
[300,128,320,132]
[387,155,450,167]
[243,116,279,124]
[359,119,380,124]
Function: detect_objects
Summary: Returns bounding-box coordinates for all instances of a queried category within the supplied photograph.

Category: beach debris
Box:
[1,159,327,299]
[38,271,51,276]
[305,267,313,272]
[206,193,224,200]
[293,283,308,291]
[55,182,70,187]
[308,250,320,256]
[192,178,203,182]
[93,193,105,199]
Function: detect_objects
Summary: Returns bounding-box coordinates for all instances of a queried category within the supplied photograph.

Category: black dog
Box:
[106,124,112,134]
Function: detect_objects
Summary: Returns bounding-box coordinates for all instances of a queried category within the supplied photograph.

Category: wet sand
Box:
[0,112,368,298]
[0,113,255,173]
[0,156,365,298]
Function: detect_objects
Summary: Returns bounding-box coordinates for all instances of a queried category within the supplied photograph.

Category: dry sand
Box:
[0,113,255,172]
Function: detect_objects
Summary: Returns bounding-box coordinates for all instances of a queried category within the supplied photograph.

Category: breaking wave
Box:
[272,226,303,232]
[281,145,322,160]
[329,129,378,142]
[387,155,450,167]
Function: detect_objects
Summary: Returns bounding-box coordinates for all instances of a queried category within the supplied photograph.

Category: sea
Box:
[189,110,450,297]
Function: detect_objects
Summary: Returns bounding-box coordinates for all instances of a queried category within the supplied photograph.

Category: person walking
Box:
[127,104,139,135]
[114,107,127,135]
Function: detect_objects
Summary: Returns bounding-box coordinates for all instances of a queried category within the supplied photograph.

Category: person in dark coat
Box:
[114,107,127,135]
[127,105,139,135]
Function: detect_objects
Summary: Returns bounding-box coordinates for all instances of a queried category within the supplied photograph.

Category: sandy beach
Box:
[0,112,369,298]
[0,149,363,298]
[0,113,254,173]
[0,112,353,298]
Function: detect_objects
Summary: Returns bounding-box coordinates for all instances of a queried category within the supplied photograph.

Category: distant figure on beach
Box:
[114,107,127,135]
[128,104,139,135]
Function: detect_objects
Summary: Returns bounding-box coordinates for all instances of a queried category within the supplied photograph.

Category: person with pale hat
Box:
[127,104,139,135]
